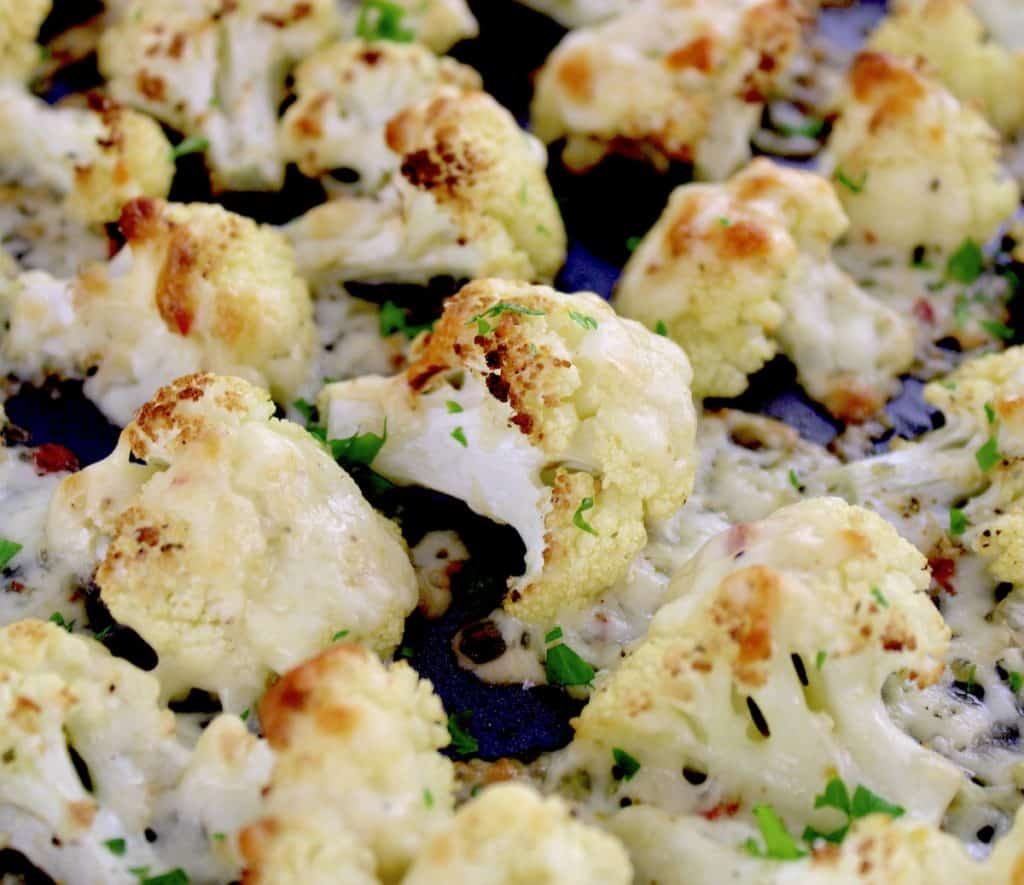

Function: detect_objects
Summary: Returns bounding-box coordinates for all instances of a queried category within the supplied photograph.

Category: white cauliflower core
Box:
[319,279,697,624]
[45,374,418,712]
[614,158,914,417]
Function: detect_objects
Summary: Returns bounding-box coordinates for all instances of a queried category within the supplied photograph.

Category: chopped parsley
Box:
[94,625,112,642]
[139,870,189,885]
[0,538,21,570]
[626,236,641,252]
[986,402,997,424]
[569,310,598,330]
[946,238,984,284]
[379,301,434,339]
[355,0,415,41]
[572,497,597,535]
[331,630,350,642]
[104,838,126,856]
[170,136,209,161]
[744,805,806,859]
[953,293,970,327]
[240,708,250,722]
[545,626,564,643]
[292,398,315,423]
[447,711,479,756]
[611,747,641,781]
[815,650,827,671]
[48,612,74,632]
[545,638,595,687]
[329,421,388,467]
[445,400,464,414]
[211,833,226,843]
[654,320,668,336]
[803,778,905,846]
[451,426,468,447]
[834,168,867,193]
[398,645,415,658]
[870,586,889,608]
[980,319,1015,341]
[787,469,801,492]
[777,117,825,138]
[976,436,1001,473]
[718,216,731,227]
[1010,671,1023,693]
[467,302,545,335]
[949,507,968,537]
[423,788,434,808]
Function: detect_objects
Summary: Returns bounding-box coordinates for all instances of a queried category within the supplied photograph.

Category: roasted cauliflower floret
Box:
[240,643,454,884]
[2,198,316,426]
[45,374,418,711]
[0,619,273,884]
[279,39,481,192]
[338,0,478,53]
[869,0,1024,136]
[0,0,50,82]
[609,804,1023,885]
[560,498,960,828]
[531,0,804,179]
[822,51,1019,252]
[613,158,913,416]
[0,85,174,225]
[404,783,633,885]
[319,279,697,624]
[285,89,567,285]
[98,0,341,191]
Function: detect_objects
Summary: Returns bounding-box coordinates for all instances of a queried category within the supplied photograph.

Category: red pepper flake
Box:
[701,800,740,820]
[912,298,935,325]
[929,556,956,594]
[33,443,79,476]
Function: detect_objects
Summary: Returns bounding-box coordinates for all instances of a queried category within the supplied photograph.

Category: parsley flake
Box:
[329,421,387,467]
[572,497,597,535]
[48,612,74,632]
[0,538,22,570]
[423,788,434,808]
[140,870,189,885]
[976,436,1001,473]
[170,136,209,161]
[445,400,463,414]
[954,293,970,327]
[447,711,479,756]
[331,630,349,642]
[569,310,598,330]
[611,747,641,781]
[545,626,564,643]
[240,708,250,722]
[815,650,827,671]
[777,117,825,138]
[802,778,904,847]
[835,168,867,193]
[949,507,967,537]
[985,402,997,424]
[744,805,806,859]
[626,235,641,252]
[380,301,433,340]
[467,302,545,335]
[545,641,595,686]
[292,398,315,423]
[980,319,1015,341]
[104,838,126,856]
[451,426,468,447]
[718,216,731,226]
[654,320,668,336]
[870,586,889,608]
[1010,671,1023,693]
[787,469,801,492]
[355,0,415,41]
[946,239,984,284]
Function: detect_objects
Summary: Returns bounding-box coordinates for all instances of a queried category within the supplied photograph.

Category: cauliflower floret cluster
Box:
[821,51,1019,252]
[609,802,1024,885]
[0,619,272,884]
[403,783,633,885]
[2,197,317,426]
[240,643,455,883]
[0,0,50,83]
[98,0,341,191]
[869,0,1024,136]
[279,39,481,193]
[285,89,567,286]
[338,0,478,53]
[613,158,913,416]
[0,85,174,225]
[45,374,418,712]
[531,0,805,179]
[559,498,960,829]
[319,279,697,625]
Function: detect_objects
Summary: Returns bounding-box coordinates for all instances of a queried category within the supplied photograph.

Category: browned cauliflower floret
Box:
[45,374,418,712]
[822,51,1019,252]
[285,90,567,285]
[2,198,316,425]
[613,159,913,417]
[240,643,454,884]
[531,0,805,179]
[319,279,697,625]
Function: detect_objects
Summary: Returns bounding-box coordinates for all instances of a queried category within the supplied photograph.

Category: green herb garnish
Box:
[451,426,468,447]
[447,711,479,756]
[380,301,433,339]
[611,747,641,781]
[170,136,209,161]
[980,319,1015,341]
[48,612,74,632]
[356,0,415,41]
[870,586,889,608]
[446,400,463,414]
[0,539,21,570]
[329,421,387,466]
[835,168,867,193]
[572,497,597,535]
[946,239,984,284]
[545,640,595,686]
[569,310,598,330]
[331,630,350,642]
[976,436,1001,473]
[949,507,967,537]
[744,805,806,859]
[104,838,126,856]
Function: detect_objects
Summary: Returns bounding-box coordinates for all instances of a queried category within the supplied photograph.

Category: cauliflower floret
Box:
[285,89,567,286]
[531,0,805,179]
[319,279,697,624]
[0,0,50,83]
[2,197,317,426]
[513,0,633,27]
[613,158,913,416]
[0,85,174,225]
[821,51,1019,252]
[0,619,273,884]
[403,783,633,885]
[557,498,960,829]
[98,0,341,191]
[240,643,454,884]
[279,39,481,193]
[869,0,1024,135]
[609,804,1014,884]
[45,374,418,711]
[338,0,478,53]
